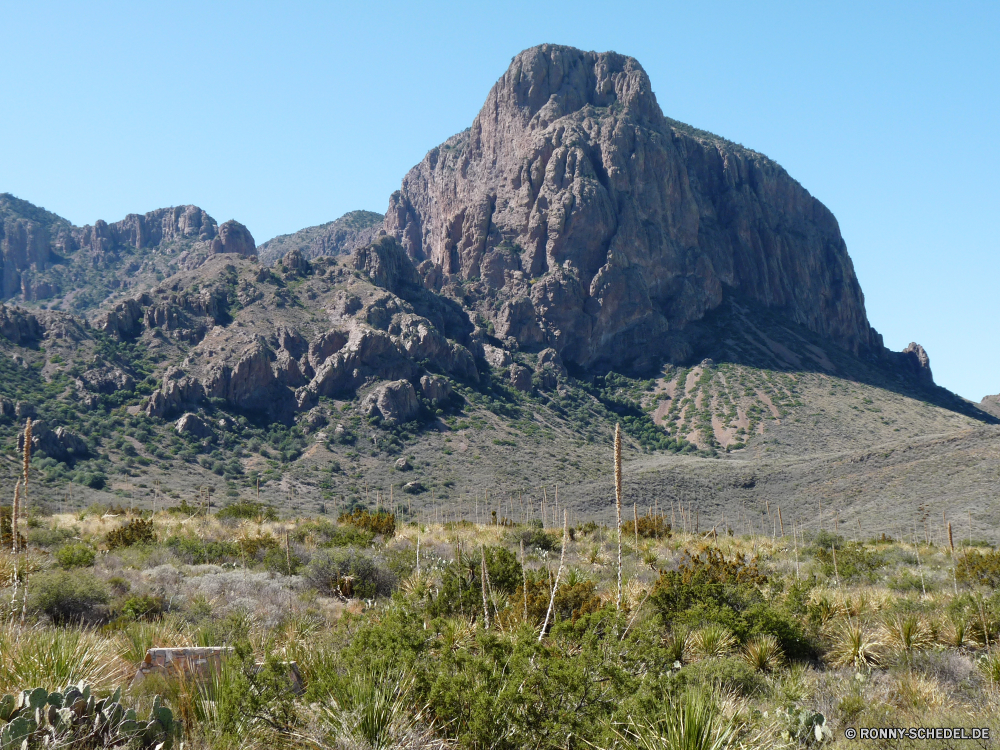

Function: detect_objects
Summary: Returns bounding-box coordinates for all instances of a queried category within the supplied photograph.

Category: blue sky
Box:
[2,1,997,401]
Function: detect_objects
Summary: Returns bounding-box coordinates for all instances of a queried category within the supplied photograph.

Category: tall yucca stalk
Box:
[19,418,31,625]
[9,480,21,616]
[539,510,568,642]
[615,423,623,611]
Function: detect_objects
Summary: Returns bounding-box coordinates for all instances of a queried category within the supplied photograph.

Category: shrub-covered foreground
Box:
[2,508,1000,748]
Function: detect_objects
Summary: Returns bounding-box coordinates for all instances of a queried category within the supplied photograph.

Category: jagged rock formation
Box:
[0,194,254,307]
[75,248,483,423]
[257,210,384,266]
[18,421,88,462]
[897,342,934,385]
[384,44,880,370]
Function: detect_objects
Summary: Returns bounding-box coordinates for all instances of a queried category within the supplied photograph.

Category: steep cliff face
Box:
[385,44,879,370]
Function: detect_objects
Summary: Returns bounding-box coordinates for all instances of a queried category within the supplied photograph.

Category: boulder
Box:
[419,374,452,405]
[18,421,88,461]
[211,220,256,257]
[361,380,419,426]
[77,366,135,394]
[394,457,412,471]
[175,412,212,438]
[15,401,36,419]
[510,363,533,392]
[483,344,512,369]
[0,305,42,344]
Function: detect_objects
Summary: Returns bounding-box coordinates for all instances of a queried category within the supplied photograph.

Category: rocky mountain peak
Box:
[477,45,662,138]
[385,44,879,371]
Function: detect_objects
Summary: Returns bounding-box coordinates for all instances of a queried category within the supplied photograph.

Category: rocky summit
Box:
[384,44,879,371]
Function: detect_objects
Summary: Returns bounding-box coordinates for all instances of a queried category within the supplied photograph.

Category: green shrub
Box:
[956,549,1000,587]
[105,518,155,550]
[26,526,75,547]
[681,655,765,697]
[651,549,811,659]
[55,542,96,569]
[813,543,887,583]
[623,514,671,539]
[305,548,396,599]
[117,593,164,622]
[428,546,523,619]
[165,534,240,565]
[27,570,109,623]
[216,499,279,522]
[338,508,396,538]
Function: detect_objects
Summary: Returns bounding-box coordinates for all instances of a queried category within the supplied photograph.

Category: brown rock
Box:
[0,304,42,344]
[898,342,934,385]
[257,210,384,266]
[175,412,212,437]
[211,220,256,257]
[77,366,135,394]
[361,379,420,426]
[510,363,533,392]
[981,394,1000,419]
[419,374,452,404]
[384,44,879,369]
[483,344,512,369]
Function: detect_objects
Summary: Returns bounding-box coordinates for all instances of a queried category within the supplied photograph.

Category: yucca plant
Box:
[825,619,885,670]
[662,628,689,666]
[0,625,126,693]
[741,633,784,672]
[941,615,969,648]
[620,689,736,750]
[320,667,415,750]
[687,625,737,661]
[882,613,932,659]
[116,619,193,665]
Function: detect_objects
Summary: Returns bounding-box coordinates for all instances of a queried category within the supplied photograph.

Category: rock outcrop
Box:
[18,421,88,462]
[0,304,43,344]
[361,380,420,425]
[384,44,880,370]
[212,220,256,257]
[981,394,1000,419]
[175,412,212,437]
[897,342,934,385]
[257,210,384,266]
[77,366,135,394]
[419,374,452,405]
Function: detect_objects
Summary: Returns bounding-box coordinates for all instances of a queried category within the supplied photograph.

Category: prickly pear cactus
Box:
[0,681,178,749]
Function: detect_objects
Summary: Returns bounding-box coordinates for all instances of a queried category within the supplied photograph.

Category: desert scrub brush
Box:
[825,619,885,669]
[687,624,737,661]
[741,633,784,672]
